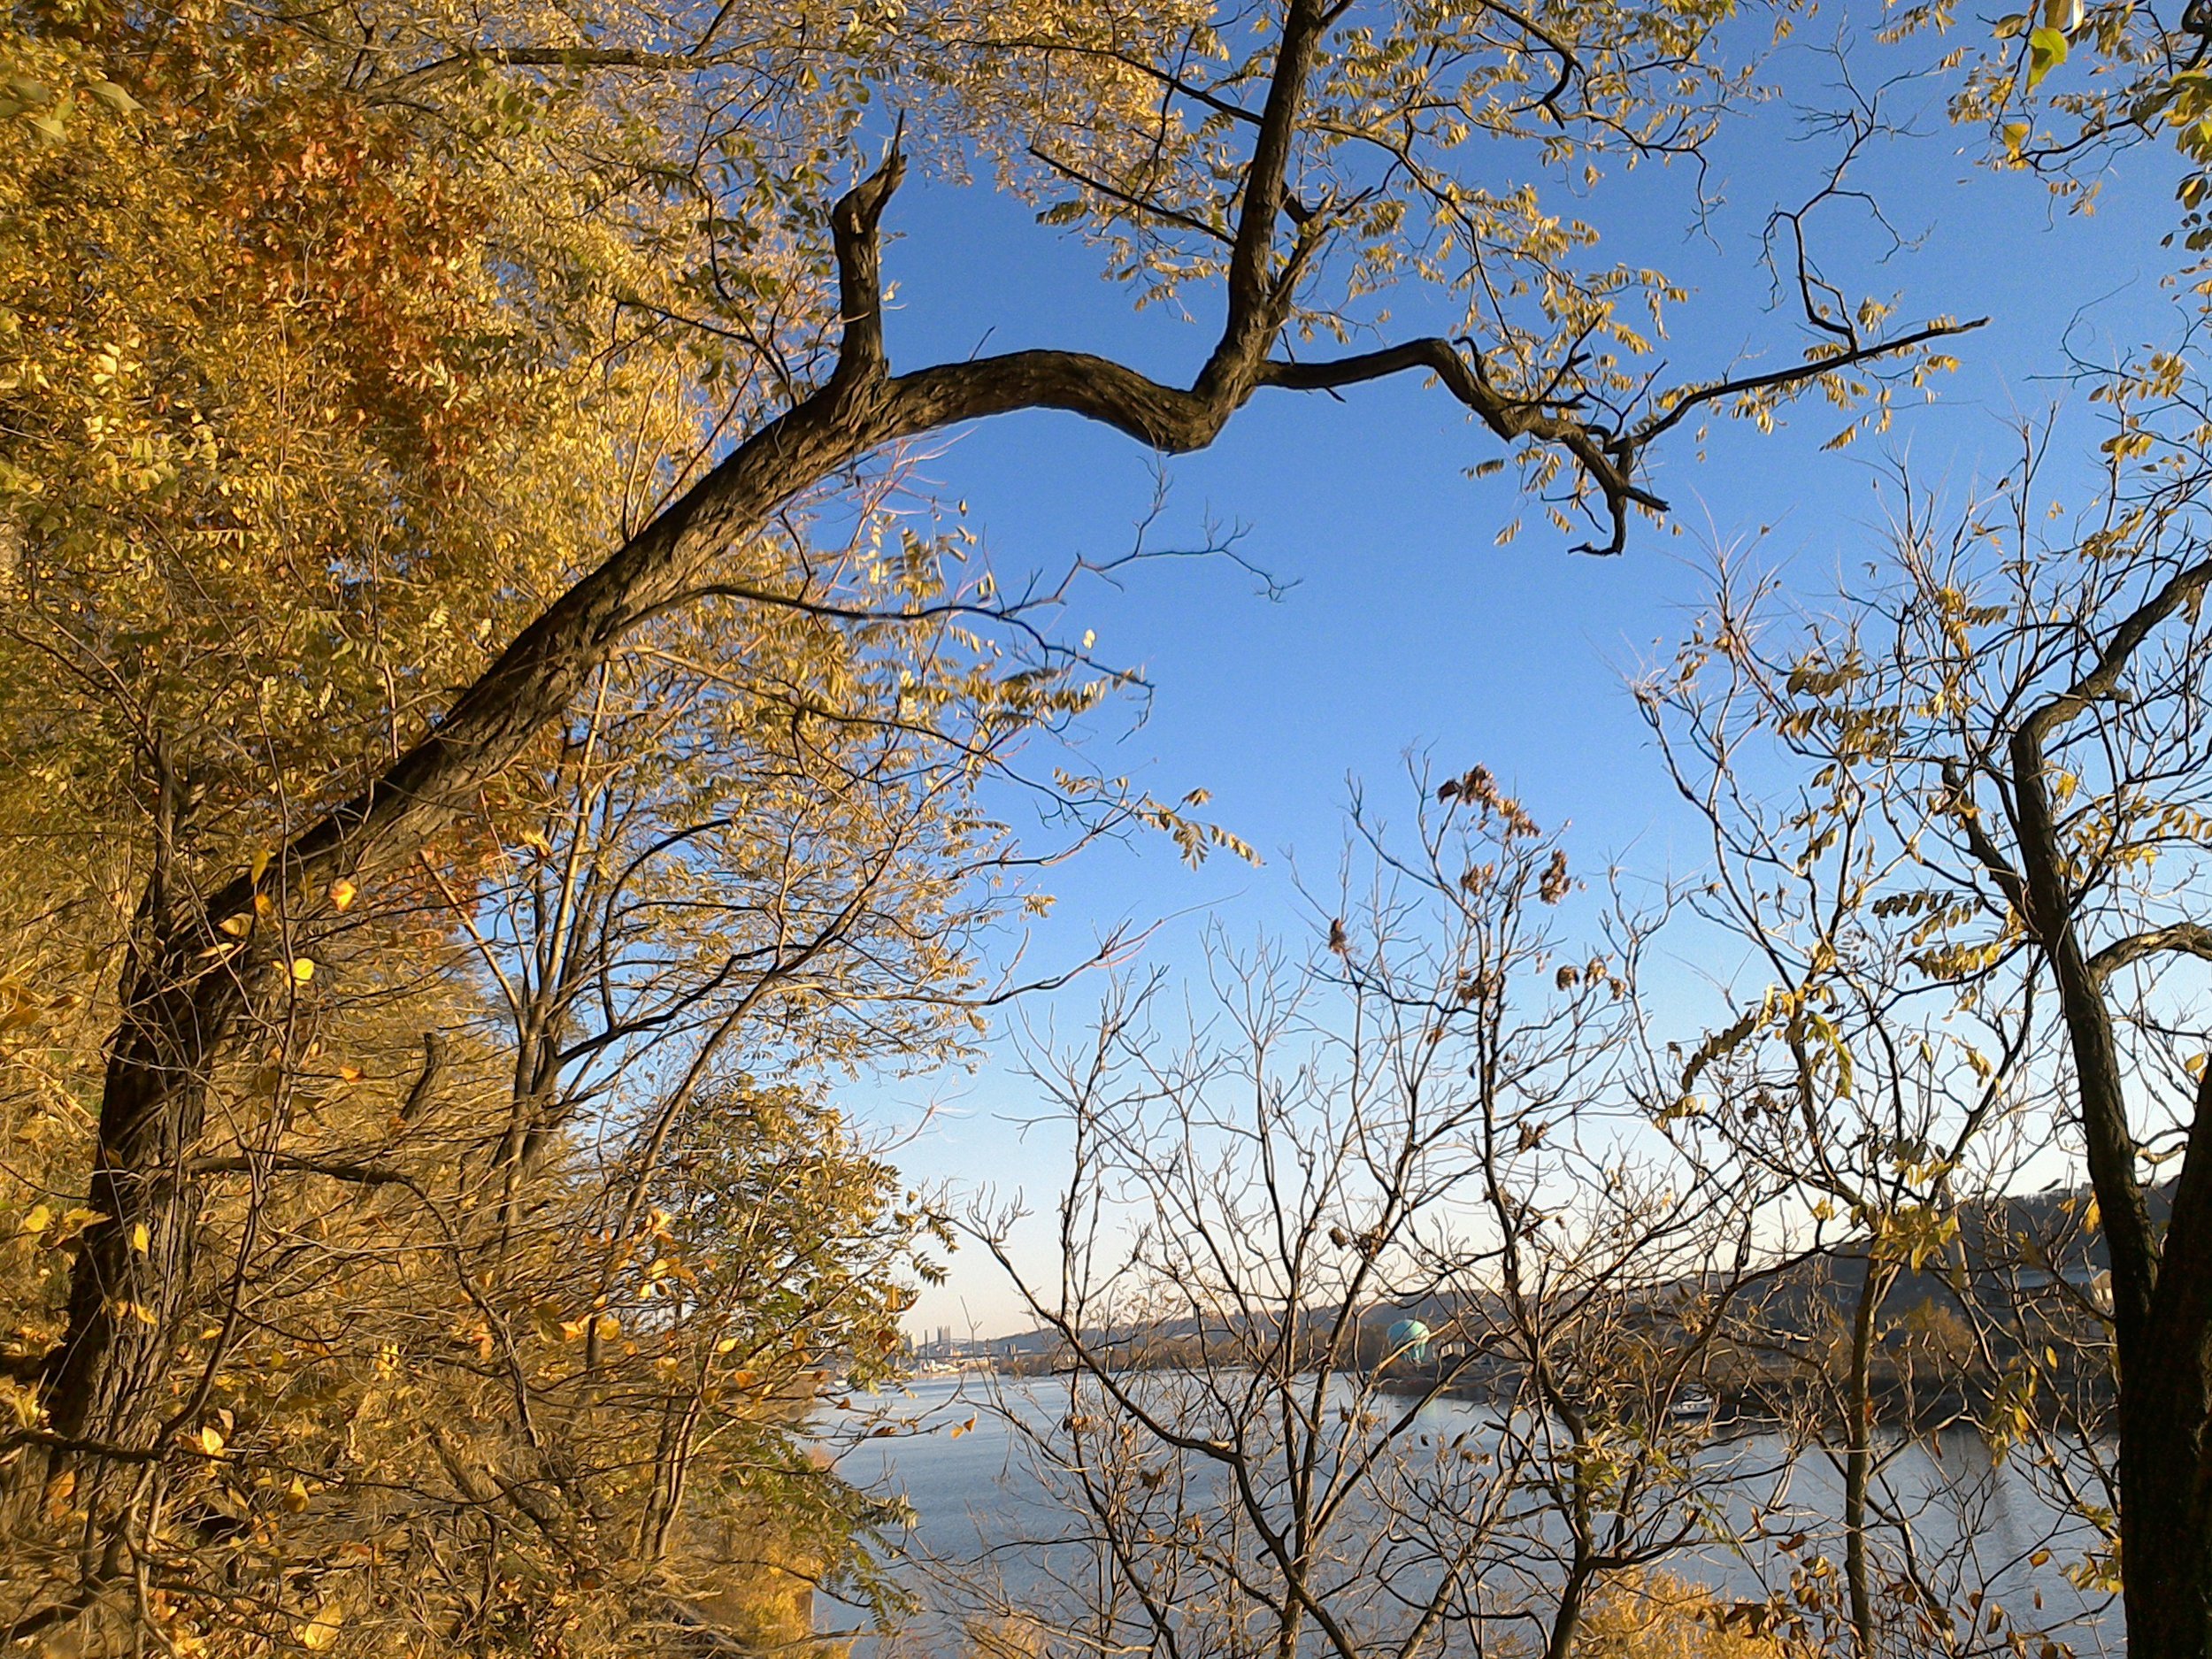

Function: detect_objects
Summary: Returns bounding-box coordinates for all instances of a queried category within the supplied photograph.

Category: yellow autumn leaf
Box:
[0,1376,40,1428]
[289,958,315,983]
[48,1208,105,1248]
[85,79,139,115]
[326,878,356,911]
[0,979,41,1030]
[2027,25,2068,88]
[299,1605,343,1651]
[130,1222,149,1254]
[197,1425,225,1456]
[19,1203,50,1234]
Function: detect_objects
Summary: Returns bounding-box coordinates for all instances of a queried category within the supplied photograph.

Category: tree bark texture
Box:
[1991,565,2212,1659]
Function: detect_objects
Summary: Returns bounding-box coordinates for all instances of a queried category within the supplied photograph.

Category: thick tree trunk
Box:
[2113,1065,2212,1659]
[43,950,243,1455]
[2118,1391,2212,1659]
[2004,712,2212,1659]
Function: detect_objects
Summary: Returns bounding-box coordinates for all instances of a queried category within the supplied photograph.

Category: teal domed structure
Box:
[1385,1317,1431,1363]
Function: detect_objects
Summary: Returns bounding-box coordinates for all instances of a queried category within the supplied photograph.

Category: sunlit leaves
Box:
[2025,26,2069,89]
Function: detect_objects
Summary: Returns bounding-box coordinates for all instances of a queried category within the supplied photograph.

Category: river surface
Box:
[825,1375,2116,1655]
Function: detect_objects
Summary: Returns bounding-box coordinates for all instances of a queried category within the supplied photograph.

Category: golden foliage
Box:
[1580,1571,1793,1659]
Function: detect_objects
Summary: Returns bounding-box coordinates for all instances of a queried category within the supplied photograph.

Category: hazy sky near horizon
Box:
[841,21,2188,1336]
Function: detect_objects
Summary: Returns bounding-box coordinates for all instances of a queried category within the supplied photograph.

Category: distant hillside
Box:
[988,1186,2131,1431]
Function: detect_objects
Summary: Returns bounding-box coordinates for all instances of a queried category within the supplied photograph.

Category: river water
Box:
[825,1375,2117,1655]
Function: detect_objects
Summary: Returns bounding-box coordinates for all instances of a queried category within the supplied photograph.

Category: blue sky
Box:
[851,27,2186,1335]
